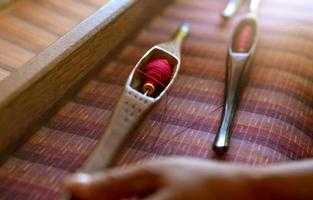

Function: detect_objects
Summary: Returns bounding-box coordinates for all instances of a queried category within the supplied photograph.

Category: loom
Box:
[0,0,312,199]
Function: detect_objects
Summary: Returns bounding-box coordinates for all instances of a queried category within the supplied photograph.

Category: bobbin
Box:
[140,58,172,96]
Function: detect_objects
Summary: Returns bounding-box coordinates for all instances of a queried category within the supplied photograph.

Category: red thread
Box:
[139,59,172,95]
[126,59,223,161]
[141,103,223,160]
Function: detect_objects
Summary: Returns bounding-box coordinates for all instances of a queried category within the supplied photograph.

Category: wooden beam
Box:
[0,0,13,7]
[0,0,170,160]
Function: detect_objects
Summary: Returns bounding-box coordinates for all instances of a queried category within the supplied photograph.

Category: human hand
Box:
[64,157,256,200]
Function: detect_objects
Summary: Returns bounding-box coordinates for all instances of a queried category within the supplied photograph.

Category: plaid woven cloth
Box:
[1,0,313,199]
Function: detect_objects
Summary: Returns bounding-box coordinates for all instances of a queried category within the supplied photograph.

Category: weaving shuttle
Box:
[81,23,190,172]
[213,0,260,153]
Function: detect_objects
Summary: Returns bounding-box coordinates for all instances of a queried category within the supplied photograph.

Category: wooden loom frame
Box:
[0,0,171,161]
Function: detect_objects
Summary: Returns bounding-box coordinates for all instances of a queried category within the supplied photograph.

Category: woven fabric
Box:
[1,0,313,199]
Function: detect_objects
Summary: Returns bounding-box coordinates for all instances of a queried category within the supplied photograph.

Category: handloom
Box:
[0,0,312,199]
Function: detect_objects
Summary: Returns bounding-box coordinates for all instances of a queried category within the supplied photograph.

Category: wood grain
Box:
[0,0,170,161]
[0,0,108,81]
[0,0,13,7]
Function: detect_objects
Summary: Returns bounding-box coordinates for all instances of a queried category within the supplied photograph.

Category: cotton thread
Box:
[139,59,172,96]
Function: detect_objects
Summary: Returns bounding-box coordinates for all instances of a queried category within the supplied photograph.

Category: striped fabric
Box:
[1,0,313,199]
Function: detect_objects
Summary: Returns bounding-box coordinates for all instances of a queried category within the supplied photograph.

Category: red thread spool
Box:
[140,59,172,96]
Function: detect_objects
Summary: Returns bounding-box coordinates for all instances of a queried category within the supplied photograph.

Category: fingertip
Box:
[64,173,93,190]
[64,173,98,200]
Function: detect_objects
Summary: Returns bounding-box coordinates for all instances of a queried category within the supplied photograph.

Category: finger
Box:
[64,166,161,200]
[144,190,175,200]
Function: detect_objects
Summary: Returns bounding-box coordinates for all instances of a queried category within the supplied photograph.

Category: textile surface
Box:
[1,0,313,199]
